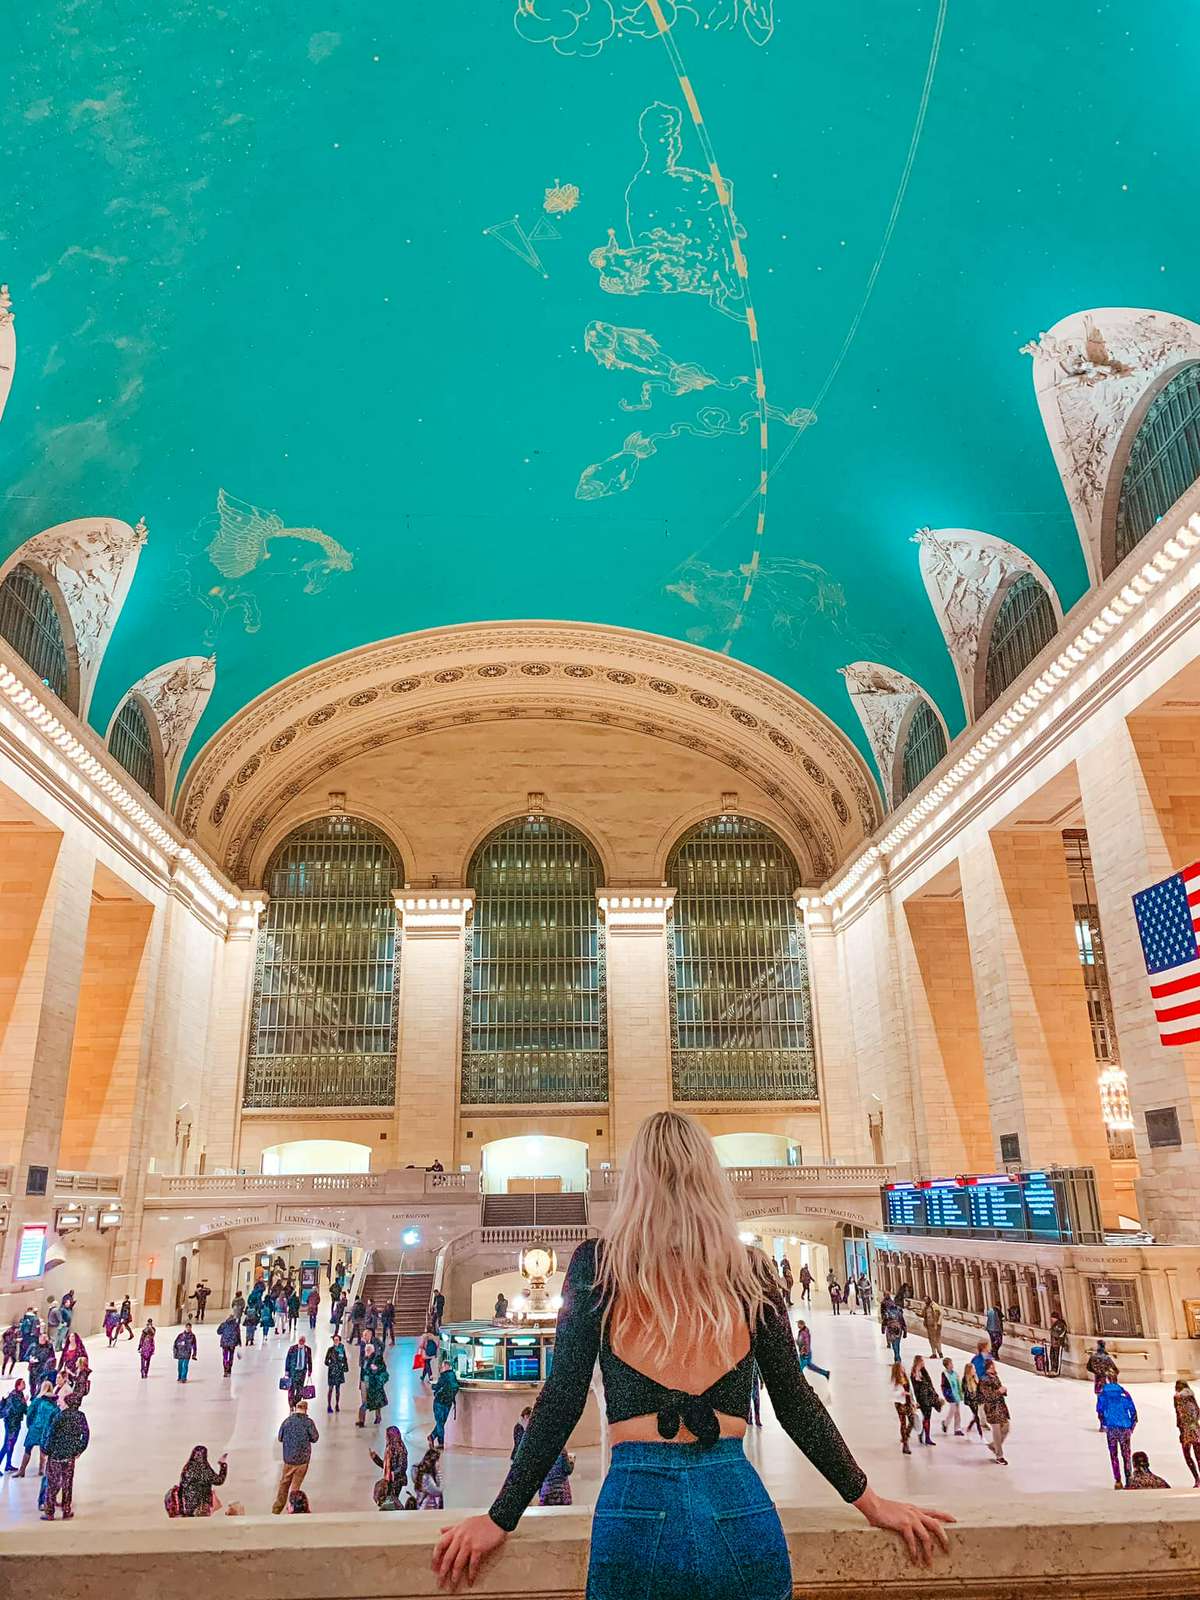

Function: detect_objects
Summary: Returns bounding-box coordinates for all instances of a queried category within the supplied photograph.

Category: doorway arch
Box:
[712,1132,801,1168]
[480,1135,589,1194]
[260,1139,372,1175]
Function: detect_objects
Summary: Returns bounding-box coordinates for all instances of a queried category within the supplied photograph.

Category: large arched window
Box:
[107,694,161,802]
[981,574,1057,711]
[667,816,815,1102]
[244,816,402,1108]
[897,700,947,803]
[463,816,607,1105]
[1113,362,1200,570]
[0,562,73,706]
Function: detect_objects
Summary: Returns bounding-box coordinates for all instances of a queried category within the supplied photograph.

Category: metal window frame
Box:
[898,699,947,802]
[0,562,73,706]
[982,573,1058,710]
[108,694,160,802]
[667,816,817,1103]
[1113,361,1200,569]
[461,816,608,1106]
[244,816,402,1108]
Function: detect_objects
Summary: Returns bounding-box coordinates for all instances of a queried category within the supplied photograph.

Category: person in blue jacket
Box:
[16,1379,58,1478]
[1097,1379,1139,1488]
[0,1379,28,1471]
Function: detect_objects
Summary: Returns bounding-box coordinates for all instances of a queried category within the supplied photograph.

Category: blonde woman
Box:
[434,1111,953,1593]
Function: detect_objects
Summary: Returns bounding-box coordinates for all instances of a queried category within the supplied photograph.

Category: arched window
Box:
[1114,362,1200,569]
[107,695,159,801]
[982,574,1057,711]
[244,816,402,1108]
[897,700,947,803]
[0,562,72,705]
[463,816,606,1105]
[667,816,815,1102]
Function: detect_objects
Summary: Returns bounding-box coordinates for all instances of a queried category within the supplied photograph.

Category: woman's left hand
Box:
[853,1485,955,1566]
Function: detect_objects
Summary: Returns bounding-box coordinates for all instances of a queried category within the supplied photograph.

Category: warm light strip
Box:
[821,513,1200,911]
[0,659,240,912]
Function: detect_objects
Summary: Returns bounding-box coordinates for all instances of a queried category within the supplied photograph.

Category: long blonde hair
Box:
[595,1110,771,1362]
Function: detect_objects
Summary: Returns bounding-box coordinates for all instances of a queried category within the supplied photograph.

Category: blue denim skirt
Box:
[586,1438,791,1600]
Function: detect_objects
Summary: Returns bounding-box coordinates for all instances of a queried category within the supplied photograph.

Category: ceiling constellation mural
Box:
[2,2,1196,786]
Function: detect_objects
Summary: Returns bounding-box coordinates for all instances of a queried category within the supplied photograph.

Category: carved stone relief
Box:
[840,661,946,809]
[123,655,216,801]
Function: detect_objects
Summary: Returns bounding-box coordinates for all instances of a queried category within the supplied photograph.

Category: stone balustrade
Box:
[588,1163,893,1191]
[142,1169,475,1203]
[8,1494,1200,1598]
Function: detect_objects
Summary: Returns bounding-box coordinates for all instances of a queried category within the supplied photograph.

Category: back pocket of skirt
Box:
[714,1504,791,1600]
[588,1509,668,1600]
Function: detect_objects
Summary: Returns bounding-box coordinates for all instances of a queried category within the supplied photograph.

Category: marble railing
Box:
[143,1170,478,1203]
[11,1493,1200,1598]
[589,1163,894,1191]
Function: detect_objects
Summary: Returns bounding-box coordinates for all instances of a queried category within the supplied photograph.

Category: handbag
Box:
[164,1484,182,1518]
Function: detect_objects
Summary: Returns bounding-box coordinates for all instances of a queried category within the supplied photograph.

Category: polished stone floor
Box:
[1,1299,1196,1527]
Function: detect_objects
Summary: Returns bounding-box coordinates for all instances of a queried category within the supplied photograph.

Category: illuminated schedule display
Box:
[881,1168,1086,1243]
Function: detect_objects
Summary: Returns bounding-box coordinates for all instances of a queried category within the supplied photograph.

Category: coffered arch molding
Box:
[178,622,881,885]
[649,802,815,889]
[248,801,416,892]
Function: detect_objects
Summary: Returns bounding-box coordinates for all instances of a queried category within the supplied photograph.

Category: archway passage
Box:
[480,1134,589,1194]
[260,1139,372,1175]
[712,1131,802,1167]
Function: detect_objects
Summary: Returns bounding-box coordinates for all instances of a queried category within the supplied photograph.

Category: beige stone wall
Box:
[236,1116,395,1174]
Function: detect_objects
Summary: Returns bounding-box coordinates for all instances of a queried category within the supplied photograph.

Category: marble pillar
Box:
[393,893,473,1168]
[599,889,674,1163]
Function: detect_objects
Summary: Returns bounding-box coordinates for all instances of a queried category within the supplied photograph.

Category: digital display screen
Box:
[966,1176,1026,1232]
[883,1185,925,1230]
[15,1224,47,1280]
[1020,1171,1062,1238]
[923,1182,971,1230]
[506,1352,541,1382]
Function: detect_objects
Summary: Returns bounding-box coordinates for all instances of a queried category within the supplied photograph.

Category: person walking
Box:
[429,1358,459,1448]
[41,1394,89,1520]
[421,1327,440,1384]
[175,1444,228,1516]
[984,1306,1004,1360]
[364,1300,381,1348]
[939,1357,964,1436]
[1048,1313,1068,1376]
[58,1331,87,1380]
[0,1379,28,1472]
[118,1297,134,1340]
[139,1319,157,1378]
[1087,1341,1119,1426]
[414,1446,444,1509]
[273,1401,319,1515]
[45,1299,63,1353]
[325,1335,349,1413]
[538,1448,574,1506]
[331,1294,345,1335]
[380,1300,396,1347]
[16,1379,57,1478]
[259,1294,275,1341]
[494,1292,509,1321]
[883,1304,905,1365]
[356,1341,389,1427]
[798,1262,813,1306]
[285,1335,313,1407]
[795,1320,830,1381]
[276,1289,289,1337]
[102,1303,120,1348]
[218,1312,241,1376]
[889,1361,915,1456]
[242,1300,259,1348]
[231,1289,245,1322]
[977,1358,1010,1465]
[1127,1450,1170,1489]
[349,1297,366,1344]
[434,1111,953,1593]
[1096,1378,1138,1489]
[829,1281,842,1316]
[431,1289,446,1333]
[28,1329,57,1397]
[2,1318,20,1376]
[287,1289,300,1337]
[369,1425,408,1507]
[512,1405,533,1458]
[970,1337,991,1380]
[858,1273,873,1317]
[174,1322,198,1382]
[191,1282,211,1324]
[961,1358,984,1437]
[17,1307,39,1362]
[1173,1380,1200,1486]
[307,1288,320,1332]
[910,1355,942,1447]
[922,1298,943,1359]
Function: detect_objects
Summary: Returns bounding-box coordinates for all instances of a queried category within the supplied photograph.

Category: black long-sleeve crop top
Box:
[488,1239,868,1531]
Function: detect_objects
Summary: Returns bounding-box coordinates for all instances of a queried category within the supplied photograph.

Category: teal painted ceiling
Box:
[3,2,1196,774]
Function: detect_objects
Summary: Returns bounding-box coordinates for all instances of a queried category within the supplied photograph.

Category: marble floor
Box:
[1,1300,1196,1528]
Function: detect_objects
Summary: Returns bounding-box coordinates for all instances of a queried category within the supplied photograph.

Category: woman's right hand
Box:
[432,1515,508,1590]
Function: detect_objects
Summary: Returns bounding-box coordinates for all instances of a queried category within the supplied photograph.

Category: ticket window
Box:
[1090,1277,1143,1337]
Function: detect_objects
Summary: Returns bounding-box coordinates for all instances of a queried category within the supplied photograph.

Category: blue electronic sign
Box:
[922,1181,971,1230]
[883,1184,925,1231]
[881,1169,1072,1242]
[965,1175,1026,1231]
[1019,1170,1063,1239]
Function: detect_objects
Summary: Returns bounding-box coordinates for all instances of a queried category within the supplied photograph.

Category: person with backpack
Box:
[883,1304,905,1364]
[430,1359,459,1447]
[1096,1378,1138,1488]
[369,1425,408,1508]
[0,1379,28,1472]
[17,1307,38,1361]
[217,1312,242,1376]
[325,1335,349,1413]
[173,1322,198,1382]
[41,1394,89,1520]
[421,1328,440,1384]
[2,1318,20,1376]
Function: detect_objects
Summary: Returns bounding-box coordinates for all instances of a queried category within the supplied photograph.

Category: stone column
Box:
[599,889,674,1163]
[202,895,266,1174]
[801,901,865,1163]
[0,828,96,1283]
[393,892,473,1168]
[959,831,1116,1211]
[1077,718,1200,1242]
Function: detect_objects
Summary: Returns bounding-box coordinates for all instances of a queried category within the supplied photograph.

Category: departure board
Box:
[922,1181,971,1230]
[1019,1170,1063,1239]
[965,1176,1026,1232]
[883,1184,925,1230]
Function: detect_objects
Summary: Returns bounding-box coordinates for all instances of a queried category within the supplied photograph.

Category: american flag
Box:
[1133,861,1200,1047]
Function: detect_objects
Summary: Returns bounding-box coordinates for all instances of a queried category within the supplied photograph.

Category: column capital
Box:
[227,892,268,941]
[597,886,674,933]
[394,889,474,937]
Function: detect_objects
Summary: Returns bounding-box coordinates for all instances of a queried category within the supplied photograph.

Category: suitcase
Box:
[1031,1344,1047,1374]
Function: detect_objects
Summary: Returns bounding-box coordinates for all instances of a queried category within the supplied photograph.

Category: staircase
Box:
[394,1271,434,1336]
[480,1192,588,1228]
[361,1270,401,1310]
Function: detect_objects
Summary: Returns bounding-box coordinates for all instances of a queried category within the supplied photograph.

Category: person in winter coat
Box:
[910,1355,942,1446]
[0,1379,28,1472]
[1086,1341,1119,1412]
[41,1394,89,1519]
[58,1332,87,1378]
[17,1308,39,1361]
[103,1304,120,1347]
[369,1425,408,1508]
[56,1357,90,1405]
[961,1358,984,1436]
[285,1336,313,1406]
[977,1359,1010,1464]
[217,1314,242,1375]
[242,1302,259,1347]
[538,1448,574,1506]
[857,1274,873,1316]
[1174,1380,1200,1486]
[139,1320,157,1378]
[921,1298,943,1358]
[2,1319,20,1375]
[307,1289,320,1331]
[889,1362,915,1455]
[429,1360,459,1448]
[1048,1314,1069,1376]
[512,1405,533,1458]
[259,1296,275,1337]
[829,1281,842,1315]
[231,1290,246,1321]
[16,1379,58,1477]
[380,1301,395,1346]
[28,1332,57,1396]
[883,1306,905,1364]
[795,1321,830,1381]
[174,1323,199,1382]
[357,1342,389,1426]
[939,1357,964,1435]
[118,1297,134,1339]
[325,1336,349,1413]
[176,1444,228,1516]
[421,1329,439,1384]
[1096,1380,1138,1488]
[1127,1450,1170,1490]
[984,1306,1004,1359]
[287,1291,301,1336]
